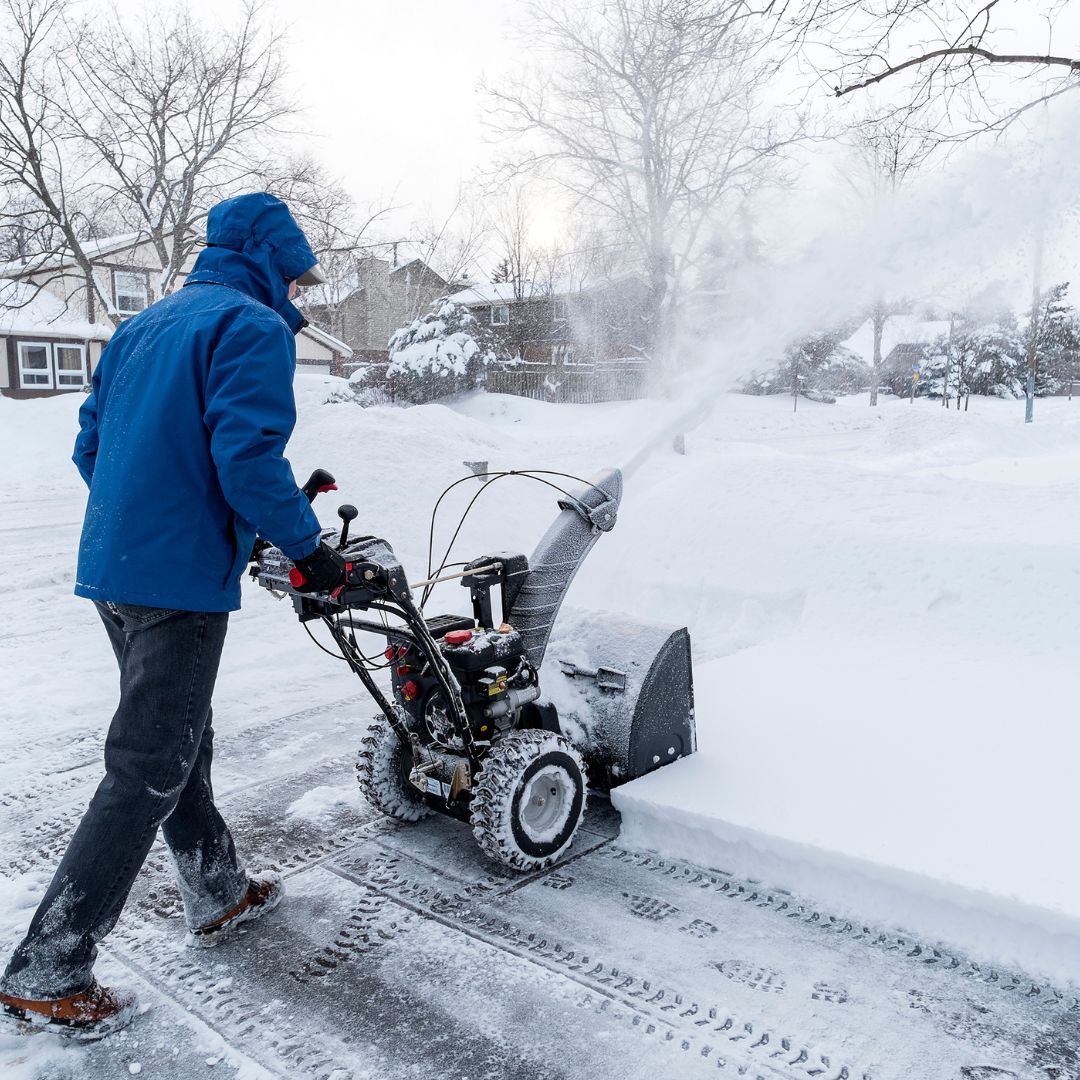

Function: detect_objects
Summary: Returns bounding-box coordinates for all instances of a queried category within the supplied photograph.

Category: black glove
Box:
[290,542,347,592]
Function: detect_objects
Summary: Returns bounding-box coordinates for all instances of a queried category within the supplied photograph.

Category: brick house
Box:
[0,232,351,397]
[436,275,653,404]
[301,255,448,373]
[445,275,651,368]
[447,274,648,362]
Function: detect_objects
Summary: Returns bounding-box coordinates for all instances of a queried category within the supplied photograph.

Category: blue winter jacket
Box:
[73,193,324,612]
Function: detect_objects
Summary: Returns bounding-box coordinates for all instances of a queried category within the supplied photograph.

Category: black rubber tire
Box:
[470,730,587,871]
[356,714,431,823]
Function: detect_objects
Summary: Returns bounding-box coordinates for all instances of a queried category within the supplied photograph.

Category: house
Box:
[301,254,448,372]
[0,232,351,397]
[445,275,651,368]
[841,314,952,377]
[434,275,652,404]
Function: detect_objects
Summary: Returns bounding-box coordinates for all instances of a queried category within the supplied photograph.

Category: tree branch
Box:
[835,44,1080,97]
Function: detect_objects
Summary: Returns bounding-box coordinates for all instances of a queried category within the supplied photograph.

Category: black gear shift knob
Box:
[337,503,359,549]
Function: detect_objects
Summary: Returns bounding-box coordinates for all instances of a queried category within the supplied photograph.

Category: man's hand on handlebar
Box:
[290,542,347,593]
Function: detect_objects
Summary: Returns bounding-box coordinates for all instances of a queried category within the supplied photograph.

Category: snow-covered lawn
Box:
[2,376,1079,1001]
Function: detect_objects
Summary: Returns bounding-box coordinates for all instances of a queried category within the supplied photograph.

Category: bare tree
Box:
[62,1,291,298]
[487,0,804,364]
[847,113,938,404]
[0,0,294,324]
[770,0,1080,134]
[489,181,544,302]
[0,0,116,316]
[410,192,492,297]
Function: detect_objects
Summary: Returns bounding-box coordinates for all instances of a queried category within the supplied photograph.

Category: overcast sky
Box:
[138,0,522,230]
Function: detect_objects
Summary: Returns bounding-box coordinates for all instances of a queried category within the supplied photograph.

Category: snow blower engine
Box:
[252,466,695,871]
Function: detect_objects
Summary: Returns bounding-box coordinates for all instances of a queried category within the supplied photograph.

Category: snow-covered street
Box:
[2,380,1080,1077]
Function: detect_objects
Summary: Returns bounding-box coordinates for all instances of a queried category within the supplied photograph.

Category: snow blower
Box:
[252,467,696,871]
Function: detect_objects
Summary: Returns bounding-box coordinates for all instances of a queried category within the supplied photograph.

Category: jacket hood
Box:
[184,193,318,332]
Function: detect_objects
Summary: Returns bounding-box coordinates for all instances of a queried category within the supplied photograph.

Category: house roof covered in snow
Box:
[446,272,644,308]
[0,281,113,339]
[300,324,352,357]
[0,232,152,278]
[446,282,524,306]
[0,279,352,360]
[842,315,952,366]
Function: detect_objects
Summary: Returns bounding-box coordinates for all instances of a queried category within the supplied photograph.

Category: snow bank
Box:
[600,392,1080,987]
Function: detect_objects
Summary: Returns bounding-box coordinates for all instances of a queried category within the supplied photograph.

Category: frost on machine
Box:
[251,466,696,871]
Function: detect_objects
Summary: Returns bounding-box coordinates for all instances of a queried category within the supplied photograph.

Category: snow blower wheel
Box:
[356,713,432,823]
[470,730,587,871]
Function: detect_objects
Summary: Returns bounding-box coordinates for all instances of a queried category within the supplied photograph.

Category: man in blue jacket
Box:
[0,193,346,1038]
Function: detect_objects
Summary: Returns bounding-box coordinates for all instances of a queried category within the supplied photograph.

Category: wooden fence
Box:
[486,364,651,404]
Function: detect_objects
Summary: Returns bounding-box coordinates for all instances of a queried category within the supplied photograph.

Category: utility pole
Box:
[1026,100,1050,425]
[1025,228,1044,424]
[942,314,954,408]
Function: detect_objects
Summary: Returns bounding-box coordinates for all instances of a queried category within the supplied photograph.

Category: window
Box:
[552,299,568,323]
[113,270,149,316]
[54,344,87,388]
[18,342,52,388]
[490,304,509,326]
[16,341,88,390]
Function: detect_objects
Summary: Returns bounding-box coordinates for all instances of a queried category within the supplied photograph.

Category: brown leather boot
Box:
[0,980,138,1040]
[186,874,284,949]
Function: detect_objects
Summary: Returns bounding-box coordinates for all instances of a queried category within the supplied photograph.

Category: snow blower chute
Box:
[252,466,696,871]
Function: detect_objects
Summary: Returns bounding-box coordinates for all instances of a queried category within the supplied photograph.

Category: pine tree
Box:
[385,300,498,403]
[1032,283,1080,395]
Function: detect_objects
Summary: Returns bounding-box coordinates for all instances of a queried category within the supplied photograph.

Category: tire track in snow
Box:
[607,848,1080,1016]
[0,697,362,847]
[328,847,861,1080]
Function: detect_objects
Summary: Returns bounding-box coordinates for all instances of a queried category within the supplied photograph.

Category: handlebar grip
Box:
[250,469,337,565]
[301,468,337,503]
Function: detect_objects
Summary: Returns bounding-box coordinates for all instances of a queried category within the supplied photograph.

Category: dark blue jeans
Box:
[1,603,248,999]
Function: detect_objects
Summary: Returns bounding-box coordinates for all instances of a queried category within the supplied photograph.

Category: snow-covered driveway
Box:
[2,702,1075,1080]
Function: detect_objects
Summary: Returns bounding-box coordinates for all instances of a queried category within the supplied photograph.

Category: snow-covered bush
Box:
[915,316,1025,400]
[742,331,870,397]
[386,300,497,404]
[321,366,395,407]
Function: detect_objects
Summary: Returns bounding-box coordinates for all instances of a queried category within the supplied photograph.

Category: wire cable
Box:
[419,468,614,610]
